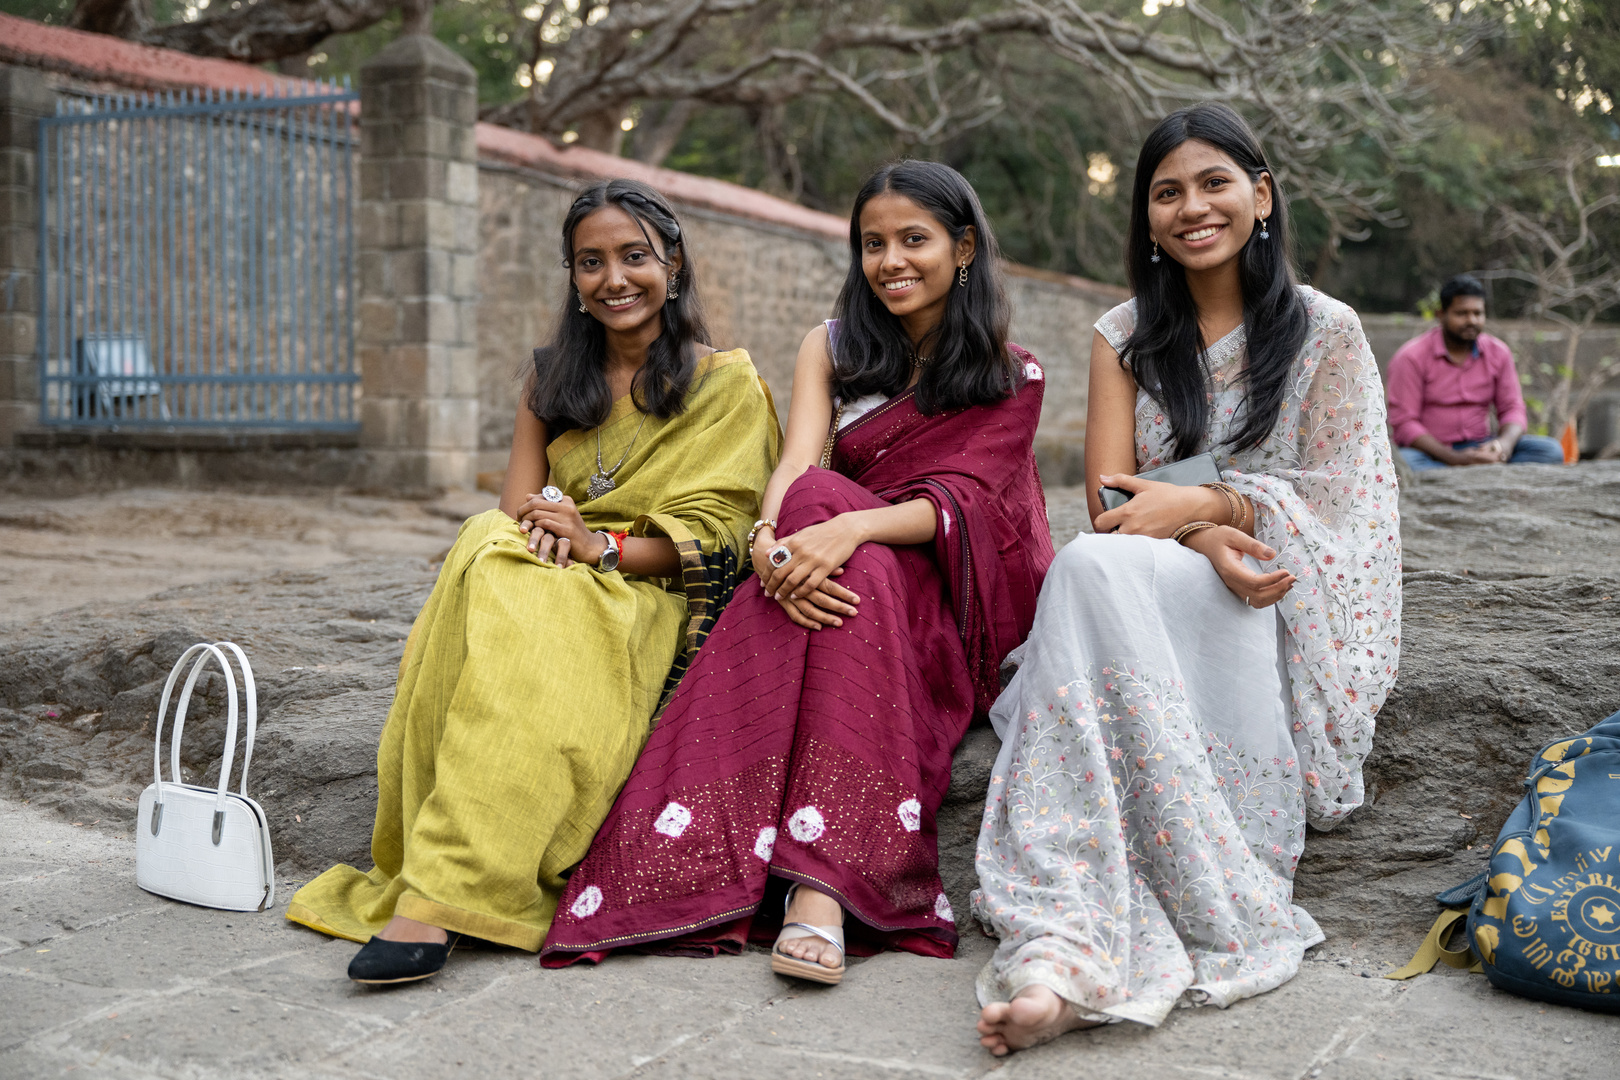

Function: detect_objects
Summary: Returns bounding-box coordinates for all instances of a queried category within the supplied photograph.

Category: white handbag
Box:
[135,642,276,912]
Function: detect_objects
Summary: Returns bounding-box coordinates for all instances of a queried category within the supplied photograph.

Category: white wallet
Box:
[135,642,275,912]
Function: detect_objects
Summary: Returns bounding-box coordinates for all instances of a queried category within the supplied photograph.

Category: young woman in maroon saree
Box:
[542,161,1053,981]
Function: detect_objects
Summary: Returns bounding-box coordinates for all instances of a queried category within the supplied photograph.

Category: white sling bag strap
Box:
[137,642,275,912]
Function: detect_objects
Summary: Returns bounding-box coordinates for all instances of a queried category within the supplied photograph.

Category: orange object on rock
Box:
[1560,420,1579,464]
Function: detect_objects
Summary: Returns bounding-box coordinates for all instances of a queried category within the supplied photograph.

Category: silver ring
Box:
[541,485,565,503]
[767,544,792,569]
[1244,596,1251,607]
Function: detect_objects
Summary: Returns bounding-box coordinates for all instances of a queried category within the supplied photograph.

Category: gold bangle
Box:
[1172,520,1220,544]
[1200,482,1241,528]
[747,518,777,551]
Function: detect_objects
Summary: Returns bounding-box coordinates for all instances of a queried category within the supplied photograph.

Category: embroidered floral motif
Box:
[1098,288,1400,823]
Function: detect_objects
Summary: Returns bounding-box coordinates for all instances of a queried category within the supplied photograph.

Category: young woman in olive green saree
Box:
[286,180,780,984]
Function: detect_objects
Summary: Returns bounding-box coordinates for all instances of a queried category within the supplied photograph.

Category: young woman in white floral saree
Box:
[972,103,1401,1054]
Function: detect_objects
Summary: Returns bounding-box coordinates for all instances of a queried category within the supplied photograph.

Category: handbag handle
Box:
[208,641,258,797]
[149,641,256,845]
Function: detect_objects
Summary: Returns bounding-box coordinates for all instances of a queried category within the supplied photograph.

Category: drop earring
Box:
[957,262,969,287]
[1258,217,1270,240]
[666,272,680,301]
[577,292,588,314]
[1150,241,1162,264]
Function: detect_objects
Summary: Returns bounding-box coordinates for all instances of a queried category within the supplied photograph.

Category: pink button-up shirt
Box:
[1385,325,1529,446]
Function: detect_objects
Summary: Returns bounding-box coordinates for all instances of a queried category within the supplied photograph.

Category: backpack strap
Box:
[1435,870,1489,908]
[1386,908,1483,980]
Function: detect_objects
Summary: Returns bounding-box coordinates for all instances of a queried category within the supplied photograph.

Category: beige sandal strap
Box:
[776,922,844,959]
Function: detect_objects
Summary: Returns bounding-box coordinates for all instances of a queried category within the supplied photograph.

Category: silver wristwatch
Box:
[595,530,621,573]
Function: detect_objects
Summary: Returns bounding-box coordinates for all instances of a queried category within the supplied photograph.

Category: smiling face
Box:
[1146,139,1272,275]
[858,192,975,344]
[570,204,680,335]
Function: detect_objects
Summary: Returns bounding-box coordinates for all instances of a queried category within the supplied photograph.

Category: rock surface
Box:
[2,464,1619,959]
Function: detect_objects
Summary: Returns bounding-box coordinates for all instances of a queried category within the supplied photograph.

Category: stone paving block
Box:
[0,1043,171,1080]
[0,969,127,1050]
[0,861,160,945]
[325,951,782,1080]
[647,941,993,1079]
[26,985,393,1077]
[0,900,298,991]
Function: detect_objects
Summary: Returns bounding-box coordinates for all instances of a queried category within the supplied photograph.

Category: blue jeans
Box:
[1399,435,1566,471]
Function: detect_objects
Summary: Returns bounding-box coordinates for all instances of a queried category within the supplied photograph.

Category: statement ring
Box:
[768,545,793,569]
[541,485,565,503]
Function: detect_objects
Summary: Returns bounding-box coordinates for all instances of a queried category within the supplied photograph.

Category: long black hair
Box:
[527,179,709,433]
[1121,103,1308,460]
[829,160,1020,415]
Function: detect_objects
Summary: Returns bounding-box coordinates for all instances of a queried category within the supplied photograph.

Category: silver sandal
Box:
[770,883,846,985]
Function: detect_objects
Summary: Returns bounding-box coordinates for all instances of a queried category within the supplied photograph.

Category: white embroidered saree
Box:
[972,286,1401,1026]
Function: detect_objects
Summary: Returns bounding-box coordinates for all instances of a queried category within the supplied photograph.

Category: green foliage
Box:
[281,0,526,106]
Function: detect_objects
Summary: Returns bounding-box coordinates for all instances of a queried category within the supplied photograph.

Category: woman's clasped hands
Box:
[1095,473,1295,609]
[753,518,862,631]
[514,490,606,568]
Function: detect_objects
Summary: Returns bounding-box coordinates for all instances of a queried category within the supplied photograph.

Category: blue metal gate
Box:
[37,83,359,430]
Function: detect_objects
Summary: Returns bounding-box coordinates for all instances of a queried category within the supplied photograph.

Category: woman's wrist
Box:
[752,525,776,556]
[582,531,610,565]
[1195,485,1233,526]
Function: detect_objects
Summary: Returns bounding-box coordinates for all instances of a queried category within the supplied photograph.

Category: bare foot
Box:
[976,985,1097,1056]
[778,885,844,969]
[376,914,448,945]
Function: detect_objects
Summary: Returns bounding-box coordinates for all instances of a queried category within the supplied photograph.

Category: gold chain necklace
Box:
[586,410,650,501]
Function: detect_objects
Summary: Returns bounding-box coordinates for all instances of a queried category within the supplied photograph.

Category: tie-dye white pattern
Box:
[971,286,1398,1025]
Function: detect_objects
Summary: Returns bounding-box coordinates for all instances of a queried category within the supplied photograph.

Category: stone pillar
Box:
[357,35,480,491]
[0,65,50,446]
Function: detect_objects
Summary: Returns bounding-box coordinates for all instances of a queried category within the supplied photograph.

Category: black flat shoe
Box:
[347,934,456,985]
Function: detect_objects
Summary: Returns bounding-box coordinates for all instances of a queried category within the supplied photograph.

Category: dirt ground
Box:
[0,488,498,625]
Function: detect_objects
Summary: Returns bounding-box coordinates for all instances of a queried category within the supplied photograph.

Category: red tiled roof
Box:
[0,12,1127,299]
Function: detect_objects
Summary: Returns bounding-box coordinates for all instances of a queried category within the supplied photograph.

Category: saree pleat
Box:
[542,349,1053,965]
[285,350,779,951]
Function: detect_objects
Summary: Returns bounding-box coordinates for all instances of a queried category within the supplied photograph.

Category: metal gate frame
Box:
[37,84,361,431]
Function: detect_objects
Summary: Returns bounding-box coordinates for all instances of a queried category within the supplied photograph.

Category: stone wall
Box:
[474,163,1121,486]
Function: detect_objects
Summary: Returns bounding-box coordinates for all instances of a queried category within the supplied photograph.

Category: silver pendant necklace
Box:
[587,410,650,501]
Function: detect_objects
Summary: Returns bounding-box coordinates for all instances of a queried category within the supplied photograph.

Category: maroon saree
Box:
[541,348,1053,965]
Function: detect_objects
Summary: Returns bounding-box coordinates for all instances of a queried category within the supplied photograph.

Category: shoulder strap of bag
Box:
[212,641,257,797]
[151,641,217,796]
[153,643,240,845]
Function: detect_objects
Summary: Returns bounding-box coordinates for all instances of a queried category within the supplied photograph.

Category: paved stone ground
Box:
[3,467,1620,1078]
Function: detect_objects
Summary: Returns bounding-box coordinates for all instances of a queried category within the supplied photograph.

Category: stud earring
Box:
[1258,217,1270,240]
[957,262,969,287]
[1150,241,1162,264]
[666,272,680,302]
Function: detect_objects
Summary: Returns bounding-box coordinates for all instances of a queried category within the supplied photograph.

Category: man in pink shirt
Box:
[1386,274,1565,471]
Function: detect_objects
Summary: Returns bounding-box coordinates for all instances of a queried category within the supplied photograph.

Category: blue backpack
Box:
[1392,708,1620,1012]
